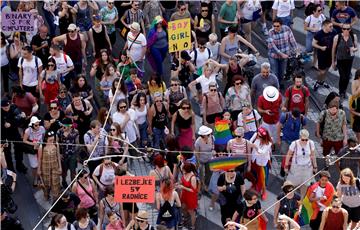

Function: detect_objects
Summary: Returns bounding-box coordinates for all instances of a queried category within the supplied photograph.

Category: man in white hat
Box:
[257,86,282,144]
[124,22,147,78]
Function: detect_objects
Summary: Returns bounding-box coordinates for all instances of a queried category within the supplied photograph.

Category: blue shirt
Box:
[280,112,307,142]
[331,7,357,33]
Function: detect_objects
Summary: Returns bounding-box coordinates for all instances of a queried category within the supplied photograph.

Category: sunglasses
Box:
[236,135,242,138]
[50,106,57,110]
[33,124,40,127]
[155,100,163,103]
[199,45,205,49]
[108,2,114,4]
[302,148,306,156]
[47,131,55,136]
[171,84,179,86]
[202,9,208,12]
[227,170,235,172]
[180,8,186,11]
[273,25,281,28]
[201,135,210,138]
[137,219,146,223]
[210,89,217,92]
[48,64,55,67]
[182,106,190,110]
[317,9,322,12]
[134,4,139,7]
[68,30,75,33]
[235,82,241,85]
[60,91,66,93]
[110,128,116,131]
[332,205,340,209]
[83,175,88,179]
[342,28,351,30]
[301,139,308,142]
[119,106,127,109]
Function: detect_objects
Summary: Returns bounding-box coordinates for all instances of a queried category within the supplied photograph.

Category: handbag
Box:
[22,142,36,155]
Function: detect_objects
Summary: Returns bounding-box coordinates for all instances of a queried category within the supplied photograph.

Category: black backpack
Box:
[158,200,175,221]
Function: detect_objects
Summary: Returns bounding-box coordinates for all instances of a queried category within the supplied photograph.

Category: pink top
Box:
[106,221,124,230]
[76,179,96,208]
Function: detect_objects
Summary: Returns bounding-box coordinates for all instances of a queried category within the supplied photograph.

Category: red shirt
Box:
[284,86,310,113]
[257,95,282,124]
[12,93,36,116]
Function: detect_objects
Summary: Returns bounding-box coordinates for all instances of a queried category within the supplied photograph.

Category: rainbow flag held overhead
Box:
[209,156,247,172]
[214,119,233,148]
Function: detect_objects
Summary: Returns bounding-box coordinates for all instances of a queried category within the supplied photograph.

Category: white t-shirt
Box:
[111,109,138,143]
[190,48,213,69]
[313,186,327,211]
[18,56,43,87]
[127,32,147,62]
[195,73,217,94]
[289,140,315,166]
[47,224,76,230]
[304,14,326,32]
[241,0,262,20]
[93,162,119,186]
[251,138,272,166]
[272,0,295,17]
[51,53,74,76]
[0,44,9,67]
[237,109,261,132]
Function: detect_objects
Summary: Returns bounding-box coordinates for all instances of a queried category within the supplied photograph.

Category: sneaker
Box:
[322,82,330,89]
[314,81,320,91]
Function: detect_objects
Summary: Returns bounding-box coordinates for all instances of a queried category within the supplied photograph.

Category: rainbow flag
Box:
[209,156,247,171]
[296,182,335,225]
[258,215,267,230]
[214,119,233,147]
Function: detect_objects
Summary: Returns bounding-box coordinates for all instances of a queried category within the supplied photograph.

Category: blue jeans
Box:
[138,121,148,148]
[152,127,166,149]
[277,15,292,27]
[306,31,316,53]
[150,46,168,75]
[269,57,287,82]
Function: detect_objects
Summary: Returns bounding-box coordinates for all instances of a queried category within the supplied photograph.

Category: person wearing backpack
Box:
[48,213,76,230]
[190,37,213,77]
[336,168,360,230]
[18,45,43,98]
[331,23,358,99]
[282,74,310,115]
[92,157,118,198]
[156,178,181,230]
[49,44,74,89]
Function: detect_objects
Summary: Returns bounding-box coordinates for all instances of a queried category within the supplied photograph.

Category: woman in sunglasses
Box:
[37,130,62,200]
[202,82,225,127]
[171,99,195,149]
[72,167,99,224]
[165,77,187,116]
[39,58,60,105]
[336,168,360,230]
[249,127,272,201]
[105,122,129,168]
[43,100,65,133]
[284,129,317,198]
[217,166,245,226]
[319,197,348,230]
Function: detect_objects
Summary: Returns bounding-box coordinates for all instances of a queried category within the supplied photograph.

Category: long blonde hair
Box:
[339,168,355,185]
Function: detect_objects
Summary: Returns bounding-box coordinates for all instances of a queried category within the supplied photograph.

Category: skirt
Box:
[42,81,59,104]
[177,127,193,150]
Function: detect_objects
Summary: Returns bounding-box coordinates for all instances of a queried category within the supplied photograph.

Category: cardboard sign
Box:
[168,18,191,53]
[1,12,34,32]
[114,176,155,203]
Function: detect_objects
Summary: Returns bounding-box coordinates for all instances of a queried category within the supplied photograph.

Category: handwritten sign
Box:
[168,18,191,53]
[114,176,155,203]
[1,12,34,32]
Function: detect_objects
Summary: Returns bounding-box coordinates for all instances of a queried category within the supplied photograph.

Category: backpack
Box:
[193,48,211,67]
[336,33,356,52]
[283,112,305,127]
[158,200,175,221]
[286,85,307,110]
[204,92,221,107]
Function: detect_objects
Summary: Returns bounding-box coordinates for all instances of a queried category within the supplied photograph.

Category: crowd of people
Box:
[0,0,360,230]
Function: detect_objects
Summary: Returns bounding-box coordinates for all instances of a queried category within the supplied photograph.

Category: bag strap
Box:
[77,180,96,203]
[103,198,122,218]
[252,109,258,129]
[128,32,141,51]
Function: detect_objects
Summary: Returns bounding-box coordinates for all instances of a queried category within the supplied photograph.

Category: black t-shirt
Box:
[69,85,92,100]
[30,34,51,64]
[314,30,337,56]
[276,192,300,218]
[236,200,262,220]
[217,172,245,202]
[161,1,177,9]
[43,110,65,133]
[52,193,81,223]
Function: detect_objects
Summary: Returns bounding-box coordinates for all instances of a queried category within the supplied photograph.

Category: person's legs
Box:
[3,145,15,171]
[1,64,10,95]
[322,139,333,156]
[242,22,252,43]
[278,58,287,83]
[269,57,280,80]
[109,31,117,45]
[305,32,314,53]
[150,47,163,74]
[338,59,354,95]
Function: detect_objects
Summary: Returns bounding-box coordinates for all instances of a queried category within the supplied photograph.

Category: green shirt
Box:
[219,2,237,30]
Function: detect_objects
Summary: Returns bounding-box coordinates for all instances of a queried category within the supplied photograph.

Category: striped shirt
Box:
[126,32,147,62]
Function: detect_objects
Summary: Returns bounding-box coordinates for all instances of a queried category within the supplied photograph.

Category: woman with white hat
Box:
[125,210,155,230]
[194,125,215,194]
[22,116,45,187]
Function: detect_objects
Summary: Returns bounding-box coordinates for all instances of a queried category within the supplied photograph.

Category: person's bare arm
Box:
[89,29,96,56]
[331,35,338,68]
[88,0,99,11]
[52,34,67,45]
[80,33,86,64]
[238,35,259,54]
[171,111,177,135]
[342,210,348,230]
[319,209,328,230]
[211,15,216,34]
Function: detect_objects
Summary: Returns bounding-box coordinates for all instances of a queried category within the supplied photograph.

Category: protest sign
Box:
[114,176,155,203]
[168,18,191,53]
[1,12,34,32]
